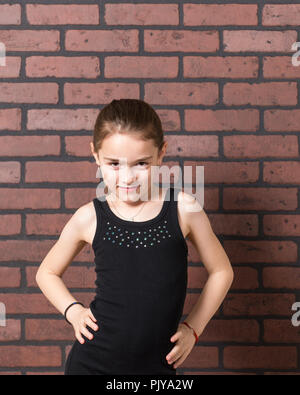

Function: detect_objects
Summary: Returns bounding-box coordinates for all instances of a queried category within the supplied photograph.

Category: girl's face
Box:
[91,132,167,202]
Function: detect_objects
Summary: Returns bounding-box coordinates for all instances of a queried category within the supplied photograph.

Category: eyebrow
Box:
[104,156,153,161]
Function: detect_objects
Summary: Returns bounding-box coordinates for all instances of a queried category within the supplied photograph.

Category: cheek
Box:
[102,168,118,184]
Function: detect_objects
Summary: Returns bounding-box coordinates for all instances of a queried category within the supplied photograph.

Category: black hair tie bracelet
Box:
[64,301,84,325]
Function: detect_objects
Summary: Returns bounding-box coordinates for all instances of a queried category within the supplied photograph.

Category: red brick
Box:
[208,213,258,236]
[198,319,259,342]
[26,56,100,78]
[263,267,300,289]
[184,56,258,78]
[0,320,21,341]
[64,82,139,104]
[0,189,60,209]
[183,293,221,317]
[197,188,219,211]
[27,266,96,289]
[264,215,300,236]
[0,292,95,314]
[263,5,300,26]
[145,82,218,105]
[25,213,72,235]
[223,240,297,263]
[25,161,95,183]
[27,108,98,130]
[155,109,181,131]
[264,320,300,342]
[0,240,58,262]
[0,83,58,103]
[0,267,21,287]
[66,135,107,157]
[65,187,98,209]
[185,109,259,131]
[263,56,300,79]
[105,56,178,78]
[26,4,99,25]
[0,162,20,183]
[64,112,180,156]
[184,4,257,26]
[189,265,258,291]
[0,136,60,156]
[0,108,21,130]
[25,319,74,341]
[0,30,60,51]
[0,346,61,367]
[105,4,178,25]
[187,266,208,289]
[144,30,219,52]
[65,30,139,52]
[0,239,93,262]
[224,82,297,106]
[264,372,300,375]
[224,188,298,211]
[26,371,63,375]
[223,293,295,315]
[0,371,22,375]
[185,240,202,264]
[230,267,259,290]
[0,4,21,24]
[224,346,297,369]
[0,57,21,78]
[165,135,218,157]
[265,109,300,132]
[224,135,298,158]
[184,161,259,183]
[264,161,300,184]
[180,346,218,369]
[223,30,297,52]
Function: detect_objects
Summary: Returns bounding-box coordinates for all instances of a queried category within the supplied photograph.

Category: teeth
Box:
[119,186,138,188]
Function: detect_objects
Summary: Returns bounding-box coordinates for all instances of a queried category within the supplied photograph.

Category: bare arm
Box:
[35,204,92,319]
[180,192,234,337]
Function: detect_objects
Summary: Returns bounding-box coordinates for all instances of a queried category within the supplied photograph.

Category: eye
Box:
[108,161,148,168]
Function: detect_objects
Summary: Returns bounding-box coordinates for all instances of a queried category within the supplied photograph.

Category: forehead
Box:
[100,133,157,160]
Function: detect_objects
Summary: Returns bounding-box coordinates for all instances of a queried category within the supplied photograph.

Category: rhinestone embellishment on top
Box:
[103,220,172,248]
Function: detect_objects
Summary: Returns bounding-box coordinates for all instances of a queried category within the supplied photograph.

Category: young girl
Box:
[36,99,234,375]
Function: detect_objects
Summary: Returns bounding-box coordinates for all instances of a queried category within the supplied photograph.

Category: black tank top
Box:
[78,186,188,375]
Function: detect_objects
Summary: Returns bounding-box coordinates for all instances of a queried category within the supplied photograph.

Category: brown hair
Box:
[92,99,165,154]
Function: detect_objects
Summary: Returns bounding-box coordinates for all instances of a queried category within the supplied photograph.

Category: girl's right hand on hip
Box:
[66,305,99,344]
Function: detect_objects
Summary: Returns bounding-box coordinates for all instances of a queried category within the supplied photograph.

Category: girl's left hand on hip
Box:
[165,323,197,369]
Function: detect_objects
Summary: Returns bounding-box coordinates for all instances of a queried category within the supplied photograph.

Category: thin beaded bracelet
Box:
[182,321,199,345]
[64,301,84,325]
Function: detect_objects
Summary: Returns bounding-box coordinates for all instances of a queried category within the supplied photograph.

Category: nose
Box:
[119,166,136,185]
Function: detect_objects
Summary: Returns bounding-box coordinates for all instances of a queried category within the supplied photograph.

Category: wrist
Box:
[182,321,199,345]
[64,302,84,324]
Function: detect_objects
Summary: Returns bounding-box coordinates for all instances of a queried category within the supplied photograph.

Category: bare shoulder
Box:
[176,189,208,239]
[66,200,97,245]
[177,189,233,275]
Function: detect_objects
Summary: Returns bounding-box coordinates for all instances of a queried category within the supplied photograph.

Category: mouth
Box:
[117,185,140,191]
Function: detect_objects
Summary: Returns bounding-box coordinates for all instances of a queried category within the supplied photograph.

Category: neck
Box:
[106,185,162,208]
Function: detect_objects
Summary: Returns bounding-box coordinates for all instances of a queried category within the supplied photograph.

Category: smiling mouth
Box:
[118,185,140,190]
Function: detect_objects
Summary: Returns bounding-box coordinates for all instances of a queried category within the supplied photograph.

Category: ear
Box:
[158,141,167,164]
[91,142,101,166]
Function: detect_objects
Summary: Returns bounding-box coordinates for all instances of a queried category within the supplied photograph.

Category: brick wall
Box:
[0,1,300,375]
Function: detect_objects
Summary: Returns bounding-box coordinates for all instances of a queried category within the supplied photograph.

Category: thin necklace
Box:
[109,196,148,222]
